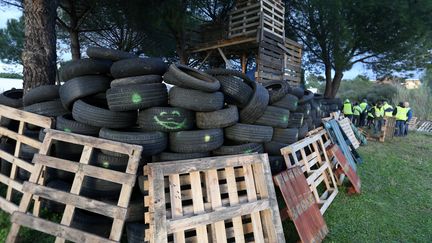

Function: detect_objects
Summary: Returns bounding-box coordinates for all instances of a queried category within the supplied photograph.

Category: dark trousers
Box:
[346,114,353,121]
[374,118,384,134]
[353,115,360,126]
[395,120,405,136]
[360,113,367,126]
[404,121,409,136]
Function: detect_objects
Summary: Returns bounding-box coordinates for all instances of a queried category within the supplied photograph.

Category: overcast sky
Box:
[0,4,423,91]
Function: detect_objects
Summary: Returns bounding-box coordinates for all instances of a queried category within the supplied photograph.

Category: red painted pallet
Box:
[274,167,328,243]
[326,144,361,194]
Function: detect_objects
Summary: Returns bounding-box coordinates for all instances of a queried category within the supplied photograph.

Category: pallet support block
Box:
[6,129,142,243]
[281,129,338,214]
[274,167,328,243]
[0,105,53,215]
[144,154,285,243]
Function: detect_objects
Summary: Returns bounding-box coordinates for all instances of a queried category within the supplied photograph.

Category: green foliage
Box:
[305,73,325,92]
[324,133,432,242]
[285,0,432,95]
[0,73,23,79]
[0,16,24,64]
[336,75,397,103]
[392,84,432,120]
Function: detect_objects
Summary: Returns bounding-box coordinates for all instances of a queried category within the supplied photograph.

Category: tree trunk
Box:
[323,62,333,97]
[70,30,81,60]
[330,70,343,98]
[22,0,58,93]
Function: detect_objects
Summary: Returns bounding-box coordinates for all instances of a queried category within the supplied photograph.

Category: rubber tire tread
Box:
[23,85,60,106]
[239,82,269,124]
[263,80,290,104]
[106,83,168,111]
[24,100,69,117]
[196,105,239,129]
[164,64,220,92]
[99,128,167,156]
[138,107,195,132]
[60,59,112,82]
[224,123,273,143]
[287,112,304,129]
[269,156,287,175]
[110,58,167,78]
[273,94,298,111]
[272,128,299,144]
[56,114,100,135]
[169,86,224,112]
[254,106,289,128]
[169,129,224,153]
[111,75,162,87]
[0,89,23,108]
[72,99,136,128]
[212,75,253,107]
[212,143,263,156]
[152,152,210,162]
[264,141,288,156]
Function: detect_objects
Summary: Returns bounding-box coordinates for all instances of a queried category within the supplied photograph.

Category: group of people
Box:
[342,98,412,136]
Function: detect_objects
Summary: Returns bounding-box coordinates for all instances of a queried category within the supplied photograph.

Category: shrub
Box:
[392,84,432,120]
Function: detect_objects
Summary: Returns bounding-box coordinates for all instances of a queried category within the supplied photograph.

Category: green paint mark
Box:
[153,116,186,130]
[204,135,211,142]
[172,110,180,116]
[131,92,142,104]
[244,149,253,154]
[102,161,110,168]
[282,115,288,122]
[64,128,71,133]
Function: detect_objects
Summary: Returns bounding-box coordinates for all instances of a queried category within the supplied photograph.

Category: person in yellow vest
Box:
[342,99,353,121]
[404,101,412,136]
[393,102,408,136]
[382,100,394,117]
[359,99,368,126]
[367,103,375,128]
[373,102,384,134]
[352,102,362,126]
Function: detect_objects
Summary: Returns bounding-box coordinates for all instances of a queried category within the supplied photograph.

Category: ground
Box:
[0,133,431,242]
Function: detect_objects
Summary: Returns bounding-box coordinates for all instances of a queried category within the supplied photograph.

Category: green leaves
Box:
[0,16,24,64]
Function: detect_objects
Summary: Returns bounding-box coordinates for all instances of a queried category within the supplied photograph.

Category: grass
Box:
[0,133,431,242]
[324,132,432,242]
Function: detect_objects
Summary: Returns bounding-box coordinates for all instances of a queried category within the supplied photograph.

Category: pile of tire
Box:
[0,46,338,242]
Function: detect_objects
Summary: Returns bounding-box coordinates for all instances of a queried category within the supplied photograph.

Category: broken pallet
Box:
[6,129,142,243]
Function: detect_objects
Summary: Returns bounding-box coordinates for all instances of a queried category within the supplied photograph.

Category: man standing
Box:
[393,102,408,136]
[359,99,368,126]
[373,102,384,134]
[404,102,412,136]
[352,102,362,126]
[382,100,394,117]
[343,99,354,121]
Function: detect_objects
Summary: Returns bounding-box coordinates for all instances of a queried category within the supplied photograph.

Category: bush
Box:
[0,73,23,79]
[392,84,432,120]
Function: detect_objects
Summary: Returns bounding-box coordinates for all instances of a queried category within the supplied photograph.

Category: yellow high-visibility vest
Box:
[353,105,362,116]
[343,102,353,115]
[383,103,393,117]
[374,106,384,118]
[359,102,368,112]
[395,106,408,121]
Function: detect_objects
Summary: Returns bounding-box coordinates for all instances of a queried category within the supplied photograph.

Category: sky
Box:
[0,4,423,91]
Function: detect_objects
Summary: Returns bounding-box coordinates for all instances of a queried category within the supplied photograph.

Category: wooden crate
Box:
[256,31,284,83]
[407,117,417,131]
[0,105,53,214]
[274,167,328,243]
[144,154,285,243]
[380,117,396,142]
[6,129,142,243]
[337,118,360,149]
[282,38,302,86]
[326,144,361,194]
[280,129,338,214]
[417,120,432,133]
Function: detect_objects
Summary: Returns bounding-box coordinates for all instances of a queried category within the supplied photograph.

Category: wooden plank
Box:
[169,174,185,242]
[206,169,227,243]
[0,127,41,149]
[243,164,265,242]
[189,171,209,243]
[225,167,245,243]
[0,105,53,128]
[22,182,127,219]
[9,212,116,243]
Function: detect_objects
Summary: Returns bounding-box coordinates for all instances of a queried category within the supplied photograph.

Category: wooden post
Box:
[241,53,247,73]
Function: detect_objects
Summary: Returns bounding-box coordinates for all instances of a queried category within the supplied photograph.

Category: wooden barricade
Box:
[6,129,142,243]
[0,105,53,214]
[380,117,396,142]
[144,154,285,243]
[326,144,361,194]
[280,129,338,214]
[337,118,360,149]
[274,167,328,243]
[417,120,432,133]
[407,117,417,130]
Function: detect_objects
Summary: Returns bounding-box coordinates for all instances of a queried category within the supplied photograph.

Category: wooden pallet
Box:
[144,154,285,243]
[417,120,432,133]
[337,118,360,149]
[407,117,417,130]
[6,129,142,243]
[274,167,328,243]
[280,129,338,214]
[326,144,361,194]
[380,117,396,142]
[0,105,53,214]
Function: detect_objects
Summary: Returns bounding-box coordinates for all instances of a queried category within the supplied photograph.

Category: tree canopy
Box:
[0,16,24,64]
[285,0,432,97]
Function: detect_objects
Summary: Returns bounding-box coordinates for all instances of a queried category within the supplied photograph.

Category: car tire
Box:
[239,82,269,124]
[169,86,224,112]
[86,46,136,61]
[196,105,239,129]
[212,143,263,156]
[169,129,224,153]
[23,85,60,106]
[110,58,167,78]
[60,58,112,82]
[164,64,220,92]
[254,106,289,128]
[263,80,290,104]
[138,107,195,132]
[224,123,273,143]
[111,75,162,87]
